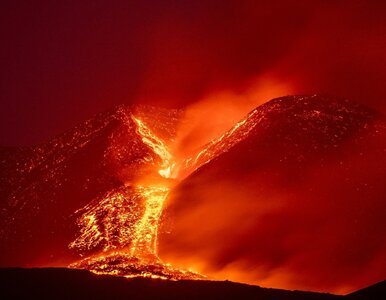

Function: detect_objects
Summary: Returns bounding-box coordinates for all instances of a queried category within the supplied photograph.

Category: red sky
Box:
[1,0,385,146]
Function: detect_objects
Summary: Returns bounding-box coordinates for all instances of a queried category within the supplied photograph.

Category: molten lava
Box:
[69,114,203,280]
[67,95,386,292]
[131,116,175,179]
[69,107,265,280]
[128,186,169,259]
[3,96,385,292]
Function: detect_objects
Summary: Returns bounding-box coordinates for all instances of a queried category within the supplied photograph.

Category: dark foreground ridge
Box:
[346,279,386,300]
[0,268,383,300]
[0,267,338,300]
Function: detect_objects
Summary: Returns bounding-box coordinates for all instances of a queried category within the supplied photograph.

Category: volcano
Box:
[159,95,386,292]
[0,105,182,267]
[1,95,385,294]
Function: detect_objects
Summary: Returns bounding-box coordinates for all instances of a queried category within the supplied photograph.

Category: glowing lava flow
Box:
[129,116,174,259]
[128,186,169,260]
[68,108,265,280]
[68,108,259,279]
[69,114,203,280]
[131,116,175,179]
[178,109,260,178]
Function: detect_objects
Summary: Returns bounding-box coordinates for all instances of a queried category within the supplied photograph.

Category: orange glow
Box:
[69,114,204,280]
[131,115,176,179]
[157,95,386,294]
[172,75,294,173]
[67,94,386,293]
[129,186,169,259]
[68,94,291,279]
[3,1,386,294]
[69,252,204,280]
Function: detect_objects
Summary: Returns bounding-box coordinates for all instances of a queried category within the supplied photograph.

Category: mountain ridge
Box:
[0,267,345,300]
[1,267,384,299]
[0,95,385,294]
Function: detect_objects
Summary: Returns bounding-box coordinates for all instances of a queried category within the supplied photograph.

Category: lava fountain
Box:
[68,114,203,280]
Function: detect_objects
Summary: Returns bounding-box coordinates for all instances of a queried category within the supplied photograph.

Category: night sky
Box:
[1,0,385,146]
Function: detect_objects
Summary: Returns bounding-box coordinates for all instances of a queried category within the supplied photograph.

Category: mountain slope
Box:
[177,95,378,177]
[0,105,181,266]
[0,268,343,300]
[1,95,385,294]
[1,268,384,300]
[346,280,386,299]
[159,95,386,293]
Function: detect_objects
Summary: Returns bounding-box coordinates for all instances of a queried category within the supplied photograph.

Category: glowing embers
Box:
[69,252,204,280]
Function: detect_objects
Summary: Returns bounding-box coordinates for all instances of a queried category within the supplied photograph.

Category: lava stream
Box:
[129,186,169,260]
[69,114,203,280]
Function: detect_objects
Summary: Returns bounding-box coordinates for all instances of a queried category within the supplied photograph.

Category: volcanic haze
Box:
[159,95,386,294]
